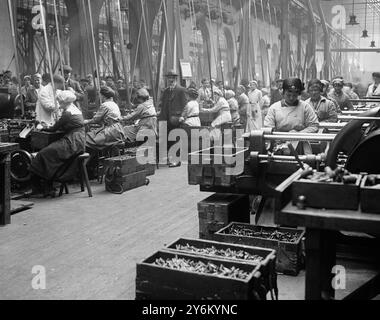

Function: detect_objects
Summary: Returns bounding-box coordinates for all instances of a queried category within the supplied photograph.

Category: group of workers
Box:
[3,63,380,197]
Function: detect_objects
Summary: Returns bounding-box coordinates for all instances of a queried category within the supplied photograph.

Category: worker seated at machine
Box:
[84,86,126,151]
[305,79,338,123]
[328,77,354,112]
[123,88,158,143]
[225,89,240,126]
[264,78,319,155]
[199,88,232,128]
[179,88,201,127]
[29,90,86,198]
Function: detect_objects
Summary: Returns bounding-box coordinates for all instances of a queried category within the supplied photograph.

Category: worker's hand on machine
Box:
[179,117,185,123]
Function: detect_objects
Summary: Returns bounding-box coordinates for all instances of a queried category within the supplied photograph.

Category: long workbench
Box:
[0,143,19,226]
[275,203,380,300]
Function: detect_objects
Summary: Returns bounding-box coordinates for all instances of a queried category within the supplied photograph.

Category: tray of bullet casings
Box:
[135,250,268,300]
[164,238,278,300]
[292,165,362,211]
[213,223,305,276]
[360,175,380,213]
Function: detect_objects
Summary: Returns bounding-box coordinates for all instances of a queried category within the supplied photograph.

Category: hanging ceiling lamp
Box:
[362,0,369,37]
[370,8,376,47]
[347,0,359,25]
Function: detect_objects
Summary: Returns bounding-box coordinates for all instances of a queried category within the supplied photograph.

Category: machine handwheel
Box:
[326,107,380,171]
[10,150,33,183]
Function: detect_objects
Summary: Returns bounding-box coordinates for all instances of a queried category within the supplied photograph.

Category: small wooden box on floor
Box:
[213,222,305,276]
[165,238,277,299]
[198,193,250,240]
[105,170,147,193]
[292,175,361,210]
[135,250,264,300]
[125,147,156,176]
[360,175,380,213]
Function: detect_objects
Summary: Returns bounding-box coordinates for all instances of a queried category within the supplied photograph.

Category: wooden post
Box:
[305,0,317,80]
[7,0,25,116]
[316,0,330,80]
[165,0,175,72]
[280,0,289,79]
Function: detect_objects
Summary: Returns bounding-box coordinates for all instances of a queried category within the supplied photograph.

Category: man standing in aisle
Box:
[158,70,187,168]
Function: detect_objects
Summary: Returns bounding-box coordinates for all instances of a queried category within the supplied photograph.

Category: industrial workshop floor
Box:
[0,165,378,300]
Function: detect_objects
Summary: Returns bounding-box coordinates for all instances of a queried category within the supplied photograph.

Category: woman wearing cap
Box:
[85,86,126,151]
[260,88,271,122]
[305,79,338,123]
[236,85,251,132]
[200,88,231,128]
[29,90,86,197]
[248,80,263,130]
[328,78,354,111]
[179,88,201,127]
[21,75,32,98]
[123,88,157,142]
[225,90,240,125]
[264,78,319,154]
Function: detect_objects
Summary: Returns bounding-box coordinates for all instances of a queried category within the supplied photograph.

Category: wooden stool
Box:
[59,153,93,197]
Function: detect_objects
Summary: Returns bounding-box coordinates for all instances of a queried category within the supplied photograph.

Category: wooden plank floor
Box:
[0,165,378,300]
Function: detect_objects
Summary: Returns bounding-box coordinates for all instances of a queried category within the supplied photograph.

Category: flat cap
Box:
[165,69,178,77]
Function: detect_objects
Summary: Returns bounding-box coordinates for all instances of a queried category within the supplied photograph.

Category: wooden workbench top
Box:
[275,202,380,234]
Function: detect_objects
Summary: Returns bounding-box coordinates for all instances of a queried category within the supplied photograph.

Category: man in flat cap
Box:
[61,65,85,106]
[158,69,187,167]
[366,72,380,98]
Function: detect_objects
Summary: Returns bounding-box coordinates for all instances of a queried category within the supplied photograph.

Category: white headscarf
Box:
[56,89,76,106]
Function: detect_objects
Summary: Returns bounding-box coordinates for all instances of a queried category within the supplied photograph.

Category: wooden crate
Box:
[125,147,156,176]
[0,130,8,142]
[165,238,278,300]
[198,193,250,240]
[104,155,146,176]
[105,170,147,194]
[360,175,380,213]
[135,250,265,300]
[214,222,305,276]
[188,146,248,188]
[292,175,361,210]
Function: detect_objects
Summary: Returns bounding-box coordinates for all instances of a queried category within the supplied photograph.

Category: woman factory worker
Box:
[305,79,338,123]
[264,78,319,154]
[200,88,232,128]
[179,88,201,127]
[236,85,251,132]
[225,90,240,125]
[29,90,86,197]
[85,86,126,151]
[123,88,158,142]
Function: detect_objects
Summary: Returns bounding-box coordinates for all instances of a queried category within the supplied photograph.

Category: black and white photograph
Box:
[1,0,380,306]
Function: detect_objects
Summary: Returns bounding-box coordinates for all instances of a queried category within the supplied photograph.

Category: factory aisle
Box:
[0,165,377,300]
